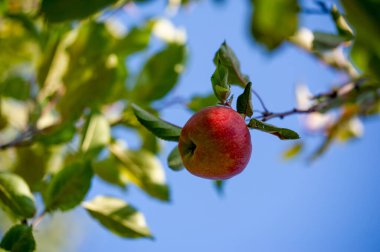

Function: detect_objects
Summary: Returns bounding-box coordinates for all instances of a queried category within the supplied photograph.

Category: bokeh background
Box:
[60,1,380,251]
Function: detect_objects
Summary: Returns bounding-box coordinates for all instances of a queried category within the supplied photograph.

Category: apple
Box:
[178,106,252,180]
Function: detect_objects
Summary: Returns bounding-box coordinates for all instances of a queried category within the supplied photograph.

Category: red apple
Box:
[178,106,252,180]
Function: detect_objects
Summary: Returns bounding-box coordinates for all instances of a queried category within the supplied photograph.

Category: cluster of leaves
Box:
[0,0,191,250]
[249,0,380,159]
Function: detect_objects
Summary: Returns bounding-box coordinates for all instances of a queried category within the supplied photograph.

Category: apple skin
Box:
[178,106,252,180]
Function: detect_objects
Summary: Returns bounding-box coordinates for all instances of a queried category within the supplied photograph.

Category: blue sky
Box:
[70,1,380,251]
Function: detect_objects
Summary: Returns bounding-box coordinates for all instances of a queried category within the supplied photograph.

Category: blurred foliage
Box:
[0,0,379,250]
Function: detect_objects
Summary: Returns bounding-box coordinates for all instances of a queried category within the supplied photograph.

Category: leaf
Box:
[41,0,119,22]
[282,141,303,160]
[45,160,93,211]
[0,75,30,101]
[0,224,35,252]
[81,112,110,156]
[0,173,36,218]
[131,103,182,142]
[92,157,128,189]
[236,82,253,117]
[330,5,354,39]
[211,64,230,103]
[213,41,249,86]
[187,93,218,112]
[248,118,300,140]
[130,43,187,102]
[82,196,152,239]
[57,22,122,120]
[114,25,152,56]
[213,180,225,196]
[167,146,183,171]
[312,32,349,51]
[13,144,51,190]
[35,122,76,146]
[342,0,380,81]
[110,144,170,201]
[250,0,299,50]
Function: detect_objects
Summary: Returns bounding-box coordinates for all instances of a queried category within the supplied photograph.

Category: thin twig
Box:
[32,210,47,229]
[251,88,269,113]
[256,107,317,121]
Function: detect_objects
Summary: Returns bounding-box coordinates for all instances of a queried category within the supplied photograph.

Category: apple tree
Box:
[0,0,379,251]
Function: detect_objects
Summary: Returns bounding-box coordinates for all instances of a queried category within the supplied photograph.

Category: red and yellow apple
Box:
[178,106,252,180]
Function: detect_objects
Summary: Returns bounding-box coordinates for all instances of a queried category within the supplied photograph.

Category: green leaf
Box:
[236,82,253,117]
[92,157,128,189]
[0,173,36,218]
[250,0,299,50]
[131,43,187,102]
[110,144,170,201]
[35,122,76,146]
[114,25,152,56]
[167,146,183,171]
[342,0,380,81]
[0,224,35,252]
[282,141,303,160]
[131,103,182,142]
[57,22,122,120]
[81,112,110,156]
[312,32,349,51]
[138,128,160,154]
[45,160,93,211]
[0,75,30,101]
[82,196,152,239]
[211,64,230,103]
[213,180,225,196]
[13,144,51,190]
[330,5,354,39]
[187,93,218,112]
[213,41,249,86]
[248,118,300,140]
[41,0,119,22]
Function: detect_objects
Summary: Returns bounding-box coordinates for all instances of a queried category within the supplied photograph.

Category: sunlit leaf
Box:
[236,82,253,117]
[250,0,299,50]
[248,118,300,140]
[330,5,354,39]
[0,173,36,218]
[0,224,35,252]
[57,22,122,120]
[282,141,303,160]
[92,157,127,189]
[310,105,359,160]
[167,146,183,171]
[41,0,119,22]
[45,160,93,211]
[213,41,249,86]
[132,103,182,142]
[81,112,110,156]
[110,144,170,201]
[130,43,187,102]
[82,196,152,239]
[211,63,230,103]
